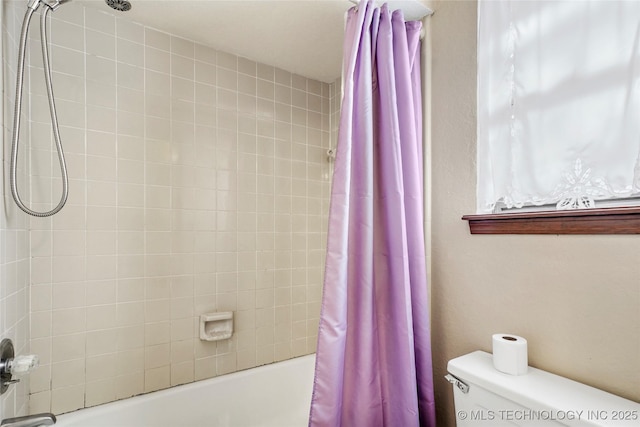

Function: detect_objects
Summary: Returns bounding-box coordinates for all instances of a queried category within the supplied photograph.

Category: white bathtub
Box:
[56,355,315,427]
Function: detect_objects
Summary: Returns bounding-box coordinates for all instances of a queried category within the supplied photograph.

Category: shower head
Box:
[105,0,131,12]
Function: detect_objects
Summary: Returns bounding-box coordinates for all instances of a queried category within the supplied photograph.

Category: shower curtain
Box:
[309,1,435,426]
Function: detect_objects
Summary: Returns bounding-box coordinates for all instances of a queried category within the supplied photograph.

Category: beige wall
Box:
[429,1,640,425]
[0,2,332,415]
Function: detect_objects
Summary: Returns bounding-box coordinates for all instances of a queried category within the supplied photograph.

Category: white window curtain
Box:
[477,0,640,214]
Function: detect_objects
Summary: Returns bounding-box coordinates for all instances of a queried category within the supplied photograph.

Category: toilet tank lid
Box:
[447,351,640,426]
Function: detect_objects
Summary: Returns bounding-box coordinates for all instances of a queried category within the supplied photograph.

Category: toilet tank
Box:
[447,351,640,427]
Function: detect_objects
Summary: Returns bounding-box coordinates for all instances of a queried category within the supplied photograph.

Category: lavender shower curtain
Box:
[309,2,435,426]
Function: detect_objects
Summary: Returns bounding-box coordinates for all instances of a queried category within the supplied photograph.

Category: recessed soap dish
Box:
[199,312,233,342]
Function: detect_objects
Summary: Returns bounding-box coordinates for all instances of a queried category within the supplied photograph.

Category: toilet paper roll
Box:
[492,334,528,375]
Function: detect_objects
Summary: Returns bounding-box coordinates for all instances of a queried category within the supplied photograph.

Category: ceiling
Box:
[82,0,431,83]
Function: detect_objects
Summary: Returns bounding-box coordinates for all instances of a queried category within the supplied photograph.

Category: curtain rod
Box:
[347,0,434,20]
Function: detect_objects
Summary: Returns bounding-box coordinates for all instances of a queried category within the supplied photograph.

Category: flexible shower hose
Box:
[10,1,69,217]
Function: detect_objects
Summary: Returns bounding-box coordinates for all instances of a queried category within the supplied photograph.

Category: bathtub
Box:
[56,354,315,427]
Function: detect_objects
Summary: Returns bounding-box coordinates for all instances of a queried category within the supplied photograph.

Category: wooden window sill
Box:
[462,207,640,234]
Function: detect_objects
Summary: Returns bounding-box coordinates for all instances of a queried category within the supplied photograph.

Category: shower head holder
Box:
[27,0,68,12]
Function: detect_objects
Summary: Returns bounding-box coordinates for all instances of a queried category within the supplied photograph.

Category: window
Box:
[476,0,640,216]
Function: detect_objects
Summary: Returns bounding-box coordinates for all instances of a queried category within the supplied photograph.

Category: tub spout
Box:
[0,413,56,427]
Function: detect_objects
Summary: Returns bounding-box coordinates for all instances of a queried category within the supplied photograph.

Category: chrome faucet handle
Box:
[0,340,39,395]
[6,355,39,375]
[0,413,56,427]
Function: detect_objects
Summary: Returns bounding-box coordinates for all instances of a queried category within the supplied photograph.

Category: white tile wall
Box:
[1,0,31,420]
[12,4,334,414]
